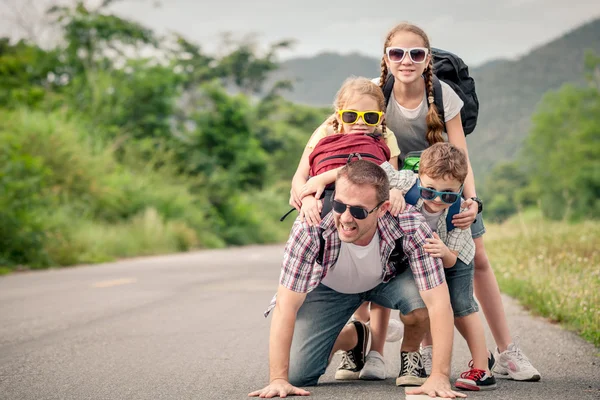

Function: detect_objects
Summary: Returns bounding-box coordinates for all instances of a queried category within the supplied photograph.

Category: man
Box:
[249,160,466,399]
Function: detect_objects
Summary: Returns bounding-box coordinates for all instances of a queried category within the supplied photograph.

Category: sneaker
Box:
[359,351,386,380]
[335,321,370,380]
[395,351,428,386]
[421,345,432,376]
[468,350,497,373]
[386,318,404,342]
[455,368,497,391]
[494,338,541,381]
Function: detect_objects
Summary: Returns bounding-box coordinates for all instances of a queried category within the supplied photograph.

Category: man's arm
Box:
[407,282,467,398]
[402,215,466,398]
[419,282,454,377]
[269,284,307,382]
[249,285,310,398]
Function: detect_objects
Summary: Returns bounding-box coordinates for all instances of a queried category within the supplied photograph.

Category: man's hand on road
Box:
[248,378,310,398]
[406,373,467,398]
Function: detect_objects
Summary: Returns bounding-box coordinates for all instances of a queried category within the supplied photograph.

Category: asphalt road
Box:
[0,245,598,400]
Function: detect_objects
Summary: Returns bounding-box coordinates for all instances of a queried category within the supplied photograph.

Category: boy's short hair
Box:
[419,143,468,183]
[337,160,390,203]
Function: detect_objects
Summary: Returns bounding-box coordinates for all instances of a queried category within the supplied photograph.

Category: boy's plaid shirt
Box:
[264,208,445,317]
[413,198,476,265]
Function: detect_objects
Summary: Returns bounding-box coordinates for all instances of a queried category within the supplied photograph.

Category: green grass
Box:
[486,209,600,347]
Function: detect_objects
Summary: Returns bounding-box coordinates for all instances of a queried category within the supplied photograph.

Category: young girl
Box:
[290,76,412,382]
[292,77,406,226]
[375,22,540,383]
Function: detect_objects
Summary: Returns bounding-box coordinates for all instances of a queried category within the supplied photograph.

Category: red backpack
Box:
[309,133,391,177]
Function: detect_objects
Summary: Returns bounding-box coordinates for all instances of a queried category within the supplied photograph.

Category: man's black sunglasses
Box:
[331,191,385,220]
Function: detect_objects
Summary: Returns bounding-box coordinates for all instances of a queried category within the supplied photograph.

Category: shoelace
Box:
[339,352,357,370]
[460,368,486,381]
[401,352,423,376]
[507,336,530,363]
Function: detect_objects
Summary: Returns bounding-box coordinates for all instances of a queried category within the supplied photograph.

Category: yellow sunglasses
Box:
[338,110,383,126]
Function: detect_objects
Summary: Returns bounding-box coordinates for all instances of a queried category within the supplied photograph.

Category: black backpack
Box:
[382,48,479,135]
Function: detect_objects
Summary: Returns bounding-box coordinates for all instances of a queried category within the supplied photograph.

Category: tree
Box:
[522,51,600,221]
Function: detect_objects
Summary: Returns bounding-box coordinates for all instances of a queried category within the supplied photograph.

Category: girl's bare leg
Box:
[473,236,511,352]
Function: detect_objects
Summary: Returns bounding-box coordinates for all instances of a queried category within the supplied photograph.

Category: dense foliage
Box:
[0,1,329,269]
[482,52,600,222]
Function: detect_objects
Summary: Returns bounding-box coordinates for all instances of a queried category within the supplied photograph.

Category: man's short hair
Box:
[419,143,468,183]
[337,160,390,203]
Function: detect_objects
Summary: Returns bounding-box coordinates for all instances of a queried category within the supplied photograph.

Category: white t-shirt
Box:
[321,232,384,294]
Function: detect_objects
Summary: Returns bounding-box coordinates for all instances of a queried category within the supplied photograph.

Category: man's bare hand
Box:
[248,379,310,398]
[406,373,467,398]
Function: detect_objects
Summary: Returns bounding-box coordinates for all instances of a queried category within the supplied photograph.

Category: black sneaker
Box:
[395,351,428,386]
[468,350,497,372]
[455,368,497,391]
[334,321,370,380]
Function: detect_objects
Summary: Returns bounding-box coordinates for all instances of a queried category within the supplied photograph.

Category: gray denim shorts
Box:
[445,258,479,317]
[470,214,486,239]
[287,269,425,387]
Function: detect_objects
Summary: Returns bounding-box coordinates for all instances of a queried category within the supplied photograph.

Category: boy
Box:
[383,142,497,391]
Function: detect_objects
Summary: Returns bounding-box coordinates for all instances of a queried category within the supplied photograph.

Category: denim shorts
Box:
[470,214,486,239]
[445,258,479,318]
[287,269,425,387]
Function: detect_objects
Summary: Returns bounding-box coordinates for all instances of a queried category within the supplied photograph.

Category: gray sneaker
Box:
[359,351,386,380]
[494,339,541,381]
[420,345,432,376]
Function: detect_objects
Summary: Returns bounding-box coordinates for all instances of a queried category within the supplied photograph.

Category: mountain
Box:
[272,18,600,179]
[272,51,381,106]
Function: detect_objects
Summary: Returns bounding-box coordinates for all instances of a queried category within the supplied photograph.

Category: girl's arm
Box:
[299,168,339,200]
[290,145,312,210]
[445,115,478,229]
[290,119,332,210]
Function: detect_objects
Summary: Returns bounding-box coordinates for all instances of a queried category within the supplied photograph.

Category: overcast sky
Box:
[2,0,599,66]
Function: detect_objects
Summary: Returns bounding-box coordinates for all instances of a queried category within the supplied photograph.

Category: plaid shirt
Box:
[413,198,475,265]
[264,208,445,317]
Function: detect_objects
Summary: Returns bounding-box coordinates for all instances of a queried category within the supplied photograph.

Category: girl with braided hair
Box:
[376,22,540,385]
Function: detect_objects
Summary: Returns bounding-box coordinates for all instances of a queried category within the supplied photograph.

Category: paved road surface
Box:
[0,245,598,399]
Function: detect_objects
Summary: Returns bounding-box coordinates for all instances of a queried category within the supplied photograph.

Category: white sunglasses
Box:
[385,47,429,63]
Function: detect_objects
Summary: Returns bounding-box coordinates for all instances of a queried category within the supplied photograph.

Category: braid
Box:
[379,57,388,90]
[424,59,444,145]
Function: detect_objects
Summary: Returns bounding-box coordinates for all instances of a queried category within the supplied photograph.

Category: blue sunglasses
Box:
[418,185,463,204]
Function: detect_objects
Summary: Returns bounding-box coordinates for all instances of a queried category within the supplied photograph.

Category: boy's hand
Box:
[452,199,477,229]
[248,378,310,398]
[388,188,406,216]
[299,196,323,226]
[299,176,326,201]
[424,232,450,259]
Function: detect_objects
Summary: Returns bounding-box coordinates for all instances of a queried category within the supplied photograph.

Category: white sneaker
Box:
[420,345,432,376]
[494,338,541,381]
[386,318,404,343]
[359,351,386,380]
